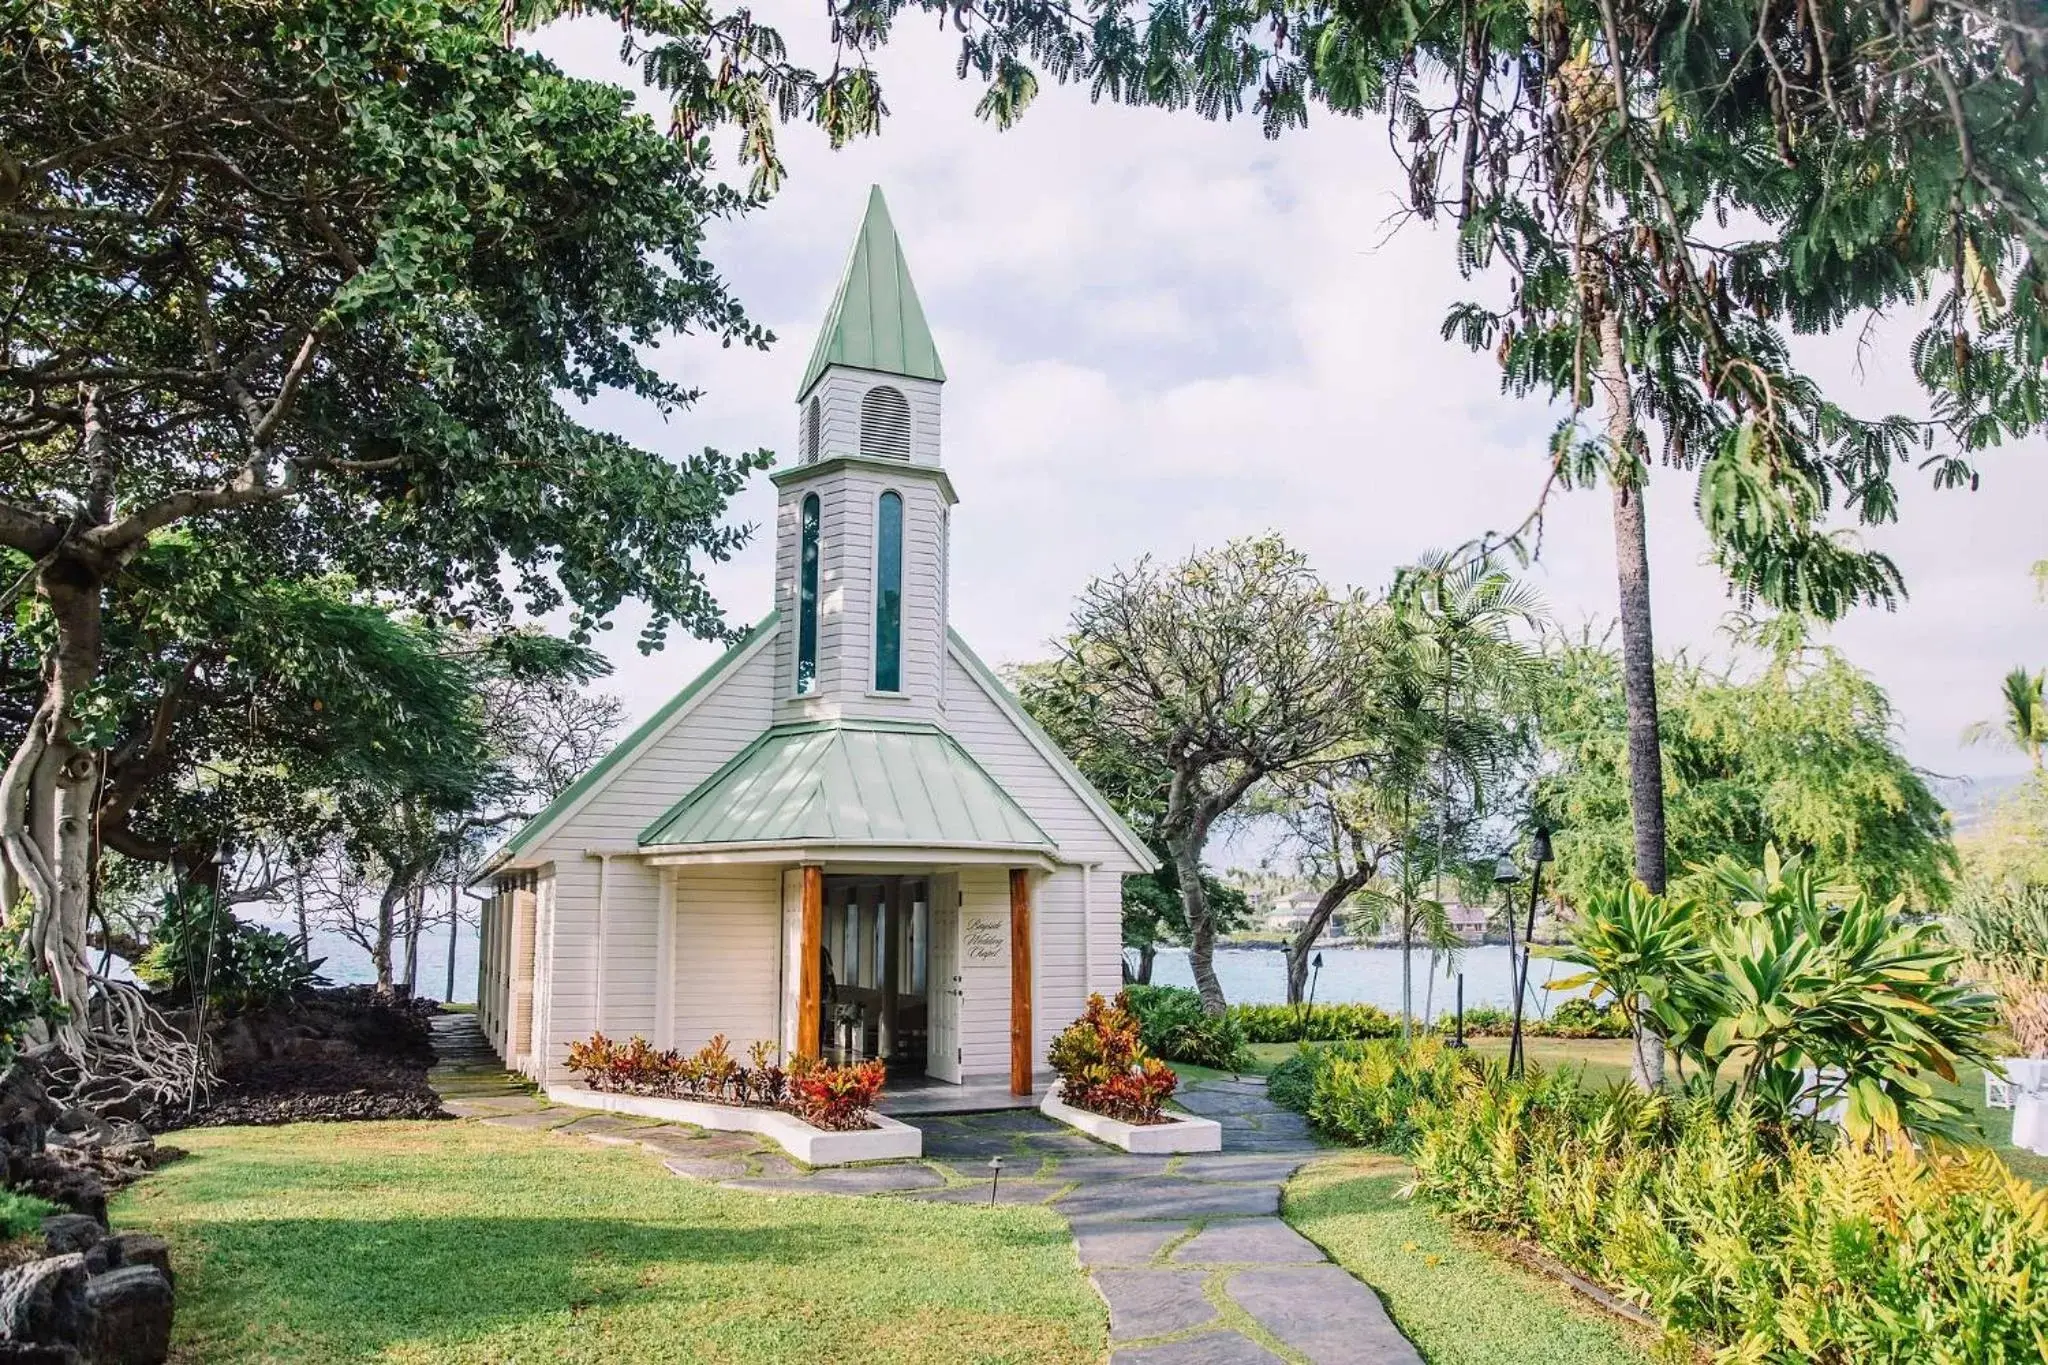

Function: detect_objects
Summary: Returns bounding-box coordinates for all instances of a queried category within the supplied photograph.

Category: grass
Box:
[113,1121,1103,1364]
[1285,1154,1652,1365]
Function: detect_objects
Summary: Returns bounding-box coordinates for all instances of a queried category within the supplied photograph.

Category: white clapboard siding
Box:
[520,641,779,1080]
[811,370,942,468]
[942,645,1148,1006]
[667,865,782,1056]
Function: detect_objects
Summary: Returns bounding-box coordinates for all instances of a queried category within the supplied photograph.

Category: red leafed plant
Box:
[564,1032,885,1130]
[1048,992,1179,1124]
[787,1057,888,1131]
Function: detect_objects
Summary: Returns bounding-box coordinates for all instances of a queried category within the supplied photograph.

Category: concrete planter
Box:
[545,1086,922,1166]
[1040,1082,1223,1154]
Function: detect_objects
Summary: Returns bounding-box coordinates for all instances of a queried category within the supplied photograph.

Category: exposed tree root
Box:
[36,978,211,1114]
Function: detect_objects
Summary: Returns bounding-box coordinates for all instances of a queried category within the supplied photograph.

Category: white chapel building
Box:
[473,187,1152,1099]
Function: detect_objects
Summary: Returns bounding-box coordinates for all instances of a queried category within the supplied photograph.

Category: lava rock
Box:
[84,1265,171,1365]
[11,1157,107,1226]
[0,1342,81,1363]
[36,1218,101,1258]
[102,1235,171,1289]
[0,1254,89,1347]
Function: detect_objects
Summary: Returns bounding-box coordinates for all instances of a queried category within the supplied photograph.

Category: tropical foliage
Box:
[1539,636,1955,910]
[135,888,325,1012]
[1963,667,2048,770]
[1546,851,2001,1136]
[1047,992,1180,1124]
[1120,985,1254,1072]
[1949,878,2048,1058]
[563,1032,887,1131]
[1411,1077,2048,1362]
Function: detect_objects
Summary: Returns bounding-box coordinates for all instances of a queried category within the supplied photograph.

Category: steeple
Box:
[797,186,945,400]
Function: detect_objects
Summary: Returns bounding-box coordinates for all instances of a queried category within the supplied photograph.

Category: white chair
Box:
[1986,1070,2017,1111]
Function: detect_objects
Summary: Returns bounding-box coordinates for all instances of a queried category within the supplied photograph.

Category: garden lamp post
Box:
[1507,828,1553,1077]
[1494,851,1520,1058]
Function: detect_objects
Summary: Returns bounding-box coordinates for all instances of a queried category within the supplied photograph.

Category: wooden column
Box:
[1009,868,1033,1096]
[797,865,824,1061]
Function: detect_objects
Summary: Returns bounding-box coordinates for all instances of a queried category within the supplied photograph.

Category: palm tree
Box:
[1963,667,2048,770]
[1388,550,1545,1038]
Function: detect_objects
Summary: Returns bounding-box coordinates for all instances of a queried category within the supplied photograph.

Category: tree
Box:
[1538,629,1956,916]
[0,0,836,1096]
[1261,760,1401,1003]
[1011,658,1255,984]
[848,0,2048,942]
[1051,535,1372,1013]
[1963,667,2048,771]
[1392,550,1543,1033]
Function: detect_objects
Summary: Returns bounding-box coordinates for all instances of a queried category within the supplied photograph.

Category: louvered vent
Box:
[803,396,822,463]
[859,385,912,460]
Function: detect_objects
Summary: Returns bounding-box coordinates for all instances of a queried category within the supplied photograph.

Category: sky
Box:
[533,11,2048,797]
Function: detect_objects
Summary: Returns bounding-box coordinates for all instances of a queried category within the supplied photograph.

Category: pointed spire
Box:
[797,186,945,399]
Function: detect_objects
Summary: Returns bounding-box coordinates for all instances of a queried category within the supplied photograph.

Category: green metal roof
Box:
[797,186,946,400]
[481,612,780,872]
[640,719,1053,851]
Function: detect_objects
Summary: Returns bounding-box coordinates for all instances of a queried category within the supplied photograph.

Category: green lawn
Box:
[113,1122,1102,1364]
[1286,1154,1652,1365]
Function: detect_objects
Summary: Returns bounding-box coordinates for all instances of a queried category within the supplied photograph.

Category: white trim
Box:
[654,869,676,1049]
[640,841,1060,871]
[591,852,611,1036]
[946,634,1156,870]
[546,1086,923,1166]
[506,629,780,864]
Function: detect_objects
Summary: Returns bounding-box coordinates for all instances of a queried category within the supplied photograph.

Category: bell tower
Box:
[770,187,956,723]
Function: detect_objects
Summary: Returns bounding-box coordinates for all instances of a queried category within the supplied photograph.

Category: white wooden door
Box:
[927,873,961,1082]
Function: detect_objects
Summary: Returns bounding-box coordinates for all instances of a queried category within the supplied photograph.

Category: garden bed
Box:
[1039,1081,1221,1154]
[544,1085,922,1165]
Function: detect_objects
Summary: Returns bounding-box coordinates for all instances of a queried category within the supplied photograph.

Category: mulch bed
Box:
[148,987,450,1131]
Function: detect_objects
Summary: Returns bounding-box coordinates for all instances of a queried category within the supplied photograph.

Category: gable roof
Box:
[476,612,780,876]
[797,185,946,400]
[945,631,1158,871]
[640,718,1053,852]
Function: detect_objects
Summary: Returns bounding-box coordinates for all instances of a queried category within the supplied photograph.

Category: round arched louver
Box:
[802,396,822,464]
[859,385,912,460]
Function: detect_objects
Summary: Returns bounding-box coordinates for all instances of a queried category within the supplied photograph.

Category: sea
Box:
[1147,944,1588,1021]
[256,921,1581,1021]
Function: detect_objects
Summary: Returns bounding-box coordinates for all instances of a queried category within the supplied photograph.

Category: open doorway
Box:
[816,875,930,1074]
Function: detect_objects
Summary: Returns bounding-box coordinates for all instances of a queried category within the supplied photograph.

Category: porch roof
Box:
[638,719,1056,854]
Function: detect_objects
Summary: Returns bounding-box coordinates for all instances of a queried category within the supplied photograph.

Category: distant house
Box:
[1446,901,1490,942]
[1263,890,1324,934]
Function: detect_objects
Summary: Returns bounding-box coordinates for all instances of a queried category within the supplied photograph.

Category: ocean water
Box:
[242,911,480,1003]
[1146,944,1587,1020]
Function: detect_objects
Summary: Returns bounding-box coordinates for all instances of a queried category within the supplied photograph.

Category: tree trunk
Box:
[1,560,109,1047]
[444,879,459,1004]
[1124,943,1155,985]
[1284,944,1311,1006]
[402,883,422,994]
[1173,830,1226,1016]
[373,881,401,993]
[1597,306,1669,1091]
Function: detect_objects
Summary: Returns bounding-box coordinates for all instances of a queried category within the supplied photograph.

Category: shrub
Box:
[563,1032,885,1129]
[1048,992,1179,1124]
[136,887,323,1010]
[1548,849,2002,1139]
[1406,1070,2048,1360]
[787,1057,887,1131]
[1122,984,1252,1071]
[1538,997,1629,1038]
[1232,1001,1398,1043]
[0,1189,61,1241]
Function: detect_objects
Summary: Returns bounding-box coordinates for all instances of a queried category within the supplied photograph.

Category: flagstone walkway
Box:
[428,1015,1421,1364]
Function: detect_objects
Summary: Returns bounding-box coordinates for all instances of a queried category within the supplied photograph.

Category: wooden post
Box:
[1009,868,1033,1096]
[798,865,824,1061]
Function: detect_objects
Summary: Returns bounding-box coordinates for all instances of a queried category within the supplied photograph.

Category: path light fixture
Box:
[987,1155,1004,1207]
[1507,828,1554,1078]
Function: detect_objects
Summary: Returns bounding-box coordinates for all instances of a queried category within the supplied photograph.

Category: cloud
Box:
[533,9,2048,787]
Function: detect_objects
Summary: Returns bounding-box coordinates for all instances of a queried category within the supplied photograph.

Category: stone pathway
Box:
[426,1020,1421,1364]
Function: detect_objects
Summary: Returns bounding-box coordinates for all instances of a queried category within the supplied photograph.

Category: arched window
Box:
[802,396,821,464]
[797,493,820,695]
[874,491,903,692]
[859,385,912,460]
